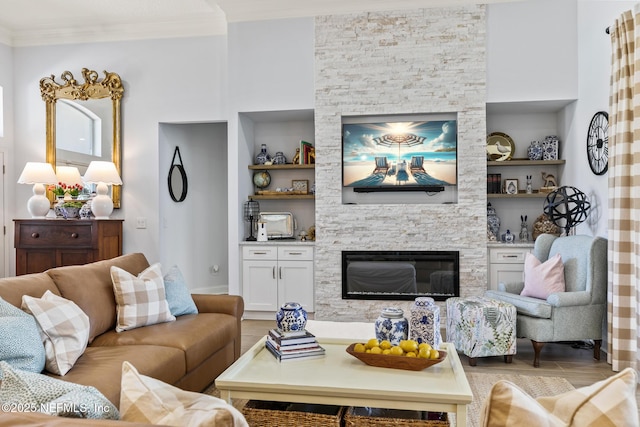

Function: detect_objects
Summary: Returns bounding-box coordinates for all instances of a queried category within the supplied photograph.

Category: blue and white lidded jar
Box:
[275,302,307,333]
[255,144,271,165]
[409,297,442,348]
[375,307,408,346]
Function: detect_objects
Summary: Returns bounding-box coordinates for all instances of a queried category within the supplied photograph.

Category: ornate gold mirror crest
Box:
[40,68,124,207]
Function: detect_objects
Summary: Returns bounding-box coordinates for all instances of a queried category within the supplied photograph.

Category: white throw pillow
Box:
[21,291,90,376]
[120,361,248,427]
[111,263,175,332]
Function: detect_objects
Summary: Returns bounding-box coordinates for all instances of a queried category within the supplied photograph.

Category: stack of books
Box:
[265,328,325,361]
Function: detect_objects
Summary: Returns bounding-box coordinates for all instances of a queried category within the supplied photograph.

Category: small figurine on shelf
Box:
[526,175,533,194]
[292,148,301,165]
[519,215,529,242]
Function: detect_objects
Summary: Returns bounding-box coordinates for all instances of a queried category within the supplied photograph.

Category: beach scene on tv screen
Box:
[343,120,457,187]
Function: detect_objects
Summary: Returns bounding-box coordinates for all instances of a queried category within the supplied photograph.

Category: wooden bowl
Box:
[345,343,447,371]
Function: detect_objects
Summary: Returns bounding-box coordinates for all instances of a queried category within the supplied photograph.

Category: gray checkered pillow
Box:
[111,263,176,332]
[21,291,90,376]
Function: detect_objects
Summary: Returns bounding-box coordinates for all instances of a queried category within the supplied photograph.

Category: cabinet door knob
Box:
[31,232,39,238]
[71,233,79,238]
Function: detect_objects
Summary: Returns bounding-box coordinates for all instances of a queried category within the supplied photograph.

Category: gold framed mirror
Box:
[40,68,124,208]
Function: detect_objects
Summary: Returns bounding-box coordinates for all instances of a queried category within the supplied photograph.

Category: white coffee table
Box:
[216,337,472,426]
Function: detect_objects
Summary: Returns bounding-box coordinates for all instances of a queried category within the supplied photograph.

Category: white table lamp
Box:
[83,161,122,219]
[17,162,58,218]
[55,166,83,199]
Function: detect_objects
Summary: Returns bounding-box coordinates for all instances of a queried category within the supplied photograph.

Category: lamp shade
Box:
[82,161,122,219]
[17,162,57,185]
[83,161,122,185]
[17,162,58,218]
[55,166,83,187]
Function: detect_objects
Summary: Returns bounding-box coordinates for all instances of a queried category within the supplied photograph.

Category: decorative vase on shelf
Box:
[487,203,500,240]
[275,302,307,333]
[375,307,408,346]
[527,140,543,160]
[255,144,271,165]
[409,297,442,347]
[272,151,287,165]
[79,200,93,219]
[54,197,65,218]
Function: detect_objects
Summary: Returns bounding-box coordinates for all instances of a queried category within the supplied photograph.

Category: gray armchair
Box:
[485,234,607,367]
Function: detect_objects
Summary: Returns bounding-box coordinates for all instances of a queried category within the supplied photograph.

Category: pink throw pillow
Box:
[520,252,565,299]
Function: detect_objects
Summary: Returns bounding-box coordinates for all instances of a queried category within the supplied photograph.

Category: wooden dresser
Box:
[14,219,124,275]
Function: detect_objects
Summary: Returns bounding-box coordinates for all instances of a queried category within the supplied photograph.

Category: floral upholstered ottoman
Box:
[445,296,516,366]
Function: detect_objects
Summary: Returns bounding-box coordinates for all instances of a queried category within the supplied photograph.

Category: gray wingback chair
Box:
[485,234,607,367]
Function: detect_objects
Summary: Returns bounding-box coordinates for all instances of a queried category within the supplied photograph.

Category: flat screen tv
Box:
[342,118,457,192]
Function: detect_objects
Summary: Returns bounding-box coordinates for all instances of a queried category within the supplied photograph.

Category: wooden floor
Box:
[240,319,639,409]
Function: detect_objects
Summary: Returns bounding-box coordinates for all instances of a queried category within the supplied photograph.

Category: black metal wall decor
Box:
[168,146,188,202]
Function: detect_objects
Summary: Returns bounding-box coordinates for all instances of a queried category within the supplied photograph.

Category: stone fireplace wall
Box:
[314,6,488,321]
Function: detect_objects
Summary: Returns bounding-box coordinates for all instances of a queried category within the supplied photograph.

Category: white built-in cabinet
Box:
[487,244,533,291]
[241,244,314,319]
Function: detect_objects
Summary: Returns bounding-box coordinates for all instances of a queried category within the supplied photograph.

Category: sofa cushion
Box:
[21,291,90,376]
[0,361,118,420]
[521,253,565,299]
[484,290,553,319]
[481,368,638,427]
[92,313,238,372]
[119,361,247,427]
[48,345,186,408]
[163,266,198,316]
[111,263,176,332]
[0,273,61,308]
[47,253,151,342]
[0,297,45,373]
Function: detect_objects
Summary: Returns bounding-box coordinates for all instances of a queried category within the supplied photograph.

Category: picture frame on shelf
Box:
[292,179,309,194]
[504,179,519,195]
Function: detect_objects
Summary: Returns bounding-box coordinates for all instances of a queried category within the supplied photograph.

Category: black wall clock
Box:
[586,111,608,175]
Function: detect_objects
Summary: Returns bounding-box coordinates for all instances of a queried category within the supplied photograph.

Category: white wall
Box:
[569,0,636,237]
[226,17,315,295]
[159,122,228,294]
[0,42,13,277]
[10,36,227,275]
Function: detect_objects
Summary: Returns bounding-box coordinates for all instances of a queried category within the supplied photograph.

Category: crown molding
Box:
[4,17,227,47]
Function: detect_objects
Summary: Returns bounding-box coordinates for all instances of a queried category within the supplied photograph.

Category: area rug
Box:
[464,372,574,427]
[204,372,575,427]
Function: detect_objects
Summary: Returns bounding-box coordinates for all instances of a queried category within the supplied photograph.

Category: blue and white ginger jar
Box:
[375,307,408,346]
[275,302,307,333]
[409,297,442,348]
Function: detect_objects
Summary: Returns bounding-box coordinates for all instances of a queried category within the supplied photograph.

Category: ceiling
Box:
[0,0,514,47]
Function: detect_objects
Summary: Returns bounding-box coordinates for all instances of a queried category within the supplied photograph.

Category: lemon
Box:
[370,346,383,354]
[353,343,366,353]
[382,349,392,355]
[400,339,418,353]
[390,346,404,356]
[405,351,417,358]
[418,347,430,358]
[365,338,379,349]
[418,342,432,351]
[379,340,392,350]
[429,349,440,359]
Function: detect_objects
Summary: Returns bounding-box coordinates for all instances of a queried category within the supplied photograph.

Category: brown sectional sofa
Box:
[0,253,244,425]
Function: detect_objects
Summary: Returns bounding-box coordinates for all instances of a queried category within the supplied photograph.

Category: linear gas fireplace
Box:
[342,250,459,301]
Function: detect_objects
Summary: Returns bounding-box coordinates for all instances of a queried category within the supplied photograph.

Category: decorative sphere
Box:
[252,171,271,189]
[543,186,591,234]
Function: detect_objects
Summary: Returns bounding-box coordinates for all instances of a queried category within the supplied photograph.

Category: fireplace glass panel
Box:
[342,251,459,301]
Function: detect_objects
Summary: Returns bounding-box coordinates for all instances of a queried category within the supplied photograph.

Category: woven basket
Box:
[242,400,345,427]
[343,406,449,427]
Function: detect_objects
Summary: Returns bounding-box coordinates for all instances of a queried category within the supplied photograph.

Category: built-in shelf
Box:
[248,164,315,170]
[487,159,566,167]
[249,194,315,200]
[487,192,551,199]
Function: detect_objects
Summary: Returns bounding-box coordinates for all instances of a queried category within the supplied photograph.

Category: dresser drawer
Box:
[17,222,94,248]
[278,246,314,261]
[242,246,278,260]
[489,247,530,264]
